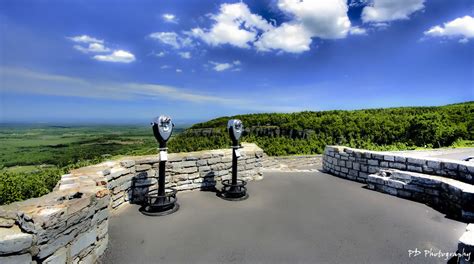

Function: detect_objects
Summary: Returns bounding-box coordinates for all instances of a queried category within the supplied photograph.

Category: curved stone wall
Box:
[323,146,473,184]
[0,143,264,263]
[323,145,474,263]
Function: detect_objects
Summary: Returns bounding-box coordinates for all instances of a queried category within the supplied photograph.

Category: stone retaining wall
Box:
[367,169,474,221]
[323,146,474,184]
[0,143,264,263]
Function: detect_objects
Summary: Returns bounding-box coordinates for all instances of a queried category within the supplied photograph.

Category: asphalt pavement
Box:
[103,170,467,264]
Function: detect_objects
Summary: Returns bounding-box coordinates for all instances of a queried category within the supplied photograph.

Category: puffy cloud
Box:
[149,32,192,49]
[73,43,110,53]
[189,1,351,54]
[424,16,474,43]
[93,50,136,63]
[68,35,103,44]
[209,60,241,72]
[255,0,351,53]
[255,23,312,53]
[176,68,182,73]
[162,13,178,23]
[190,2,272,49]
[178,52,191,59]
[362,0,425,23]
[276,0,351,39]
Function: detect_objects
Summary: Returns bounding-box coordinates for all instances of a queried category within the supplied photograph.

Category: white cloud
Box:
[0,67,243,105]
[424,16,474,42]
[161,65,171,69]
[93,50,136,63]
[69,35,135,63]
[209,60,241,72]
[362,0,425,23]
[68,35,104,44]
[149,32,192,49]
[276,0,351,39]
[162,13,178,23]
[255,23,312,53]
[189,1,352,54]
[176,69,182,73]
[190,2,273,48]
[155,51,166,57]
[73,43,110,53]
[349,26,367,35]
[178,52,191,59]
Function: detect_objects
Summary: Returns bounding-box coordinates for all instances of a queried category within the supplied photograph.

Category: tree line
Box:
[169,102,474,156]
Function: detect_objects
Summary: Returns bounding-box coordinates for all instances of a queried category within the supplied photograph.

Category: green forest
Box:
[169,101,474,155]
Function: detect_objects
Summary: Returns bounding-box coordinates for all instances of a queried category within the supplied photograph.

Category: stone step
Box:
[367,169,474,222]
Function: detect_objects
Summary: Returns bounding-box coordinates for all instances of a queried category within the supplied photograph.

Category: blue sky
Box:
[0,0,473,124]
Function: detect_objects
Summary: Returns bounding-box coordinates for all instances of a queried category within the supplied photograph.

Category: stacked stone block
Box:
[367,169,474,221]
[0,162,112,264]
[323,146,474,184]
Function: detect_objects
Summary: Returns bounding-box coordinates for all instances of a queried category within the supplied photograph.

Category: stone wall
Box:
[322,146,474,184]
[0,162,112,264]
[109,143,264,208]
[0,143,264,263]
[367,169,474,221]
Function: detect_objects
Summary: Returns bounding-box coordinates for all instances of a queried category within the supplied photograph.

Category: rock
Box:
[38,232,75,259]
[91,209,108,226]
[0,218,15,228]
[97,220,108,239]
[0,253,32,264]
[196,160,208,166]
[0,225,33,254]
[119,160,135,168]
[94,235,108,257]
[43,247,67,264]
[71,228,97,257]
[368,159,378,166]
[79,252,96,264]
[407,158,425,166]
[135,164,152,172]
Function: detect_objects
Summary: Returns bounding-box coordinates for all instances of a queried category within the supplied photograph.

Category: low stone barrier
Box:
[367,169,474,220]
[323,146,473,184]
[0,143,264,263]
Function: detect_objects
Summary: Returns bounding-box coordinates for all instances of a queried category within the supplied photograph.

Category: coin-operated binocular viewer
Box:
[219,119,249,201]
[140,115,179,216]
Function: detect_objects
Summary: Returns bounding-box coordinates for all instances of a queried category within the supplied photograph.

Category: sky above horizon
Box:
[1,0,473,124]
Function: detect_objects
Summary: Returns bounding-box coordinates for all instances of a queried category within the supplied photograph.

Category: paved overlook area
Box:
[103,149,472,264]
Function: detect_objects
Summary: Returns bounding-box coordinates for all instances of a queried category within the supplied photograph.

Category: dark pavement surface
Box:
[390,148,474,161]
[103,171,467,264]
